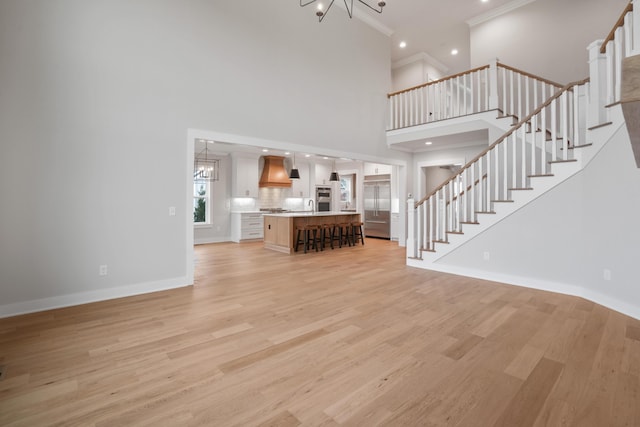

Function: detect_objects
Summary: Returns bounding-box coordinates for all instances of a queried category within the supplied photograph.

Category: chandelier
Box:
[194,142,220,182]
[300,0,386,23]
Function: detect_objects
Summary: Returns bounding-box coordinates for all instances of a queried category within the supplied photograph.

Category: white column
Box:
[488,58,499,111]
[587,40,606,127]
[406,197,416,258]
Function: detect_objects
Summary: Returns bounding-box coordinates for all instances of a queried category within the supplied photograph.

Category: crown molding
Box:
[466,0,537,27]
[392,52,449,74]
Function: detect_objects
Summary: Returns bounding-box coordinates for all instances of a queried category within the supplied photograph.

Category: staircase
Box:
[392,2,639,270]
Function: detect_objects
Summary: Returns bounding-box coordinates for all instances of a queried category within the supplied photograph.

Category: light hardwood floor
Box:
[1,239,639,426]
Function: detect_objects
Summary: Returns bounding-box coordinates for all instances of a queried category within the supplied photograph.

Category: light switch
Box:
[169,206,176,216]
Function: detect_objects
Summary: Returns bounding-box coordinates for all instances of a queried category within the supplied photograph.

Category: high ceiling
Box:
[331,0,528,73]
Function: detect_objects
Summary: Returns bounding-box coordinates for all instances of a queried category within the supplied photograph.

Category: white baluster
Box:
[615,26,624,103]
[518,74,523,120]
[633,0,640,55]
[511,133,517,189]
[520,124,527,185]
[624,13,632,57]
[561,91,568,160]
[471,161,477,221]
[429,197,434,250]
[407,198,415,257]
[508,70,514,117]
[572,86,579,150]
[606,40,615,106]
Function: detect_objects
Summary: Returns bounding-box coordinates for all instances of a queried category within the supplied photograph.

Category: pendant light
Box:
[329,159,339,182]
[289,153,300,179]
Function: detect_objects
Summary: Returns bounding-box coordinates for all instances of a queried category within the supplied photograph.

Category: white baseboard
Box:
[0,276,192,319]
[407,259,640,321]
[194,236,231,245]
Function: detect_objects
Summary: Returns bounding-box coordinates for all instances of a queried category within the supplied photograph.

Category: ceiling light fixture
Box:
[399,41,407,49]
[451,49,459,55]
[300,0,386,23]
[329,159,340,182]
[194,143,220,182]
[425,141,433,145]
[289,153,300,179]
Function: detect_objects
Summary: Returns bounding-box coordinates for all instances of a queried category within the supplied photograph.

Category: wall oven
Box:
[315,186,332,212]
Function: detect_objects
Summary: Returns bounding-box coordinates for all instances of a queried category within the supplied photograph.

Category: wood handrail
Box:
[600,1,633,54]
[415,77,590,208]
[387,62,564,98]
[387,65,490,98]
[496,63,564,89]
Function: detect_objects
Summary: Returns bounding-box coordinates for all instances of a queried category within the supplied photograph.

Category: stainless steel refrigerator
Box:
[363,174,391,239]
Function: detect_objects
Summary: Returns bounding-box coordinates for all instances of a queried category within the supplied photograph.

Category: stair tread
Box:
[569,143,593,149]
[475,211,496,214]
[446,231,464,235]
[492,199,514,203]
[549,159,578,164]
[432,240,449,244]
[460,221,480,225]
[588,121,613,131]
[528,173,554,177]
[509,187,533,191]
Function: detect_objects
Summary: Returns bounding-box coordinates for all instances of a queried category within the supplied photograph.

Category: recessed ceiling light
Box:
[451,49,458,55]
[481,0,489,3]
[262,149,269,152]
[284,152,291,155]
[399,41,407,49]
[305,154,311,158]
[425,141,433,145]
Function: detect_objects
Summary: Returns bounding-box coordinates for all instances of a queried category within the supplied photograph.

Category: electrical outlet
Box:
[483,251,490,261]
[603,269,611,281]
[99,265,108,276]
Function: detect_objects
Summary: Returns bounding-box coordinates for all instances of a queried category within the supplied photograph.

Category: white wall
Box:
[470,0,630,84]
[391,55,446,92]
[437,125,640,318]
[413,145,487,200]
[0,0,402,315]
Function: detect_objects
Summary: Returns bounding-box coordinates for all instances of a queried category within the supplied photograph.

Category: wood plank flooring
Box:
[1,239,639,426]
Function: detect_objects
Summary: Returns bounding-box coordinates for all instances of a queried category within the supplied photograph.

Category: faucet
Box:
[308,199,315,213]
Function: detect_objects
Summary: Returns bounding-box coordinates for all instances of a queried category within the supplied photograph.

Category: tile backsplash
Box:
[231,188,310,212]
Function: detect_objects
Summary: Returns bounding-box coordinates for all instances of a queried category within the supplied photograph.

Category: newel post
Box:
[406,196,416,258]
[488,59,499,111]
[587,40,607,127]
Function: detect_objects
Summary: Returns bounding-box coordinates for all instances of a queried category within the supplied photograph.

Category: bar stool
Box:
[295,224,319,253]
[332,223,352,248]
[351,221,365,245]
[319,223,334,250]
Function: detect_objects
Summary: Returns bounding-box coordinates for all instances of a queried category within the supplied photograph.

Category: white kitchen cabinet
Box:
[315,162,331,186]
[364,162,392,176]
[231,212,264,242]
[231,154,259,198]
[290,162,310,198]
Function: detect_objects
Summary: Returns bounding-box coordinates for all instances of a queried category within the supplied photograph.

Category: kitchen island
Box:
[263,212,361,254]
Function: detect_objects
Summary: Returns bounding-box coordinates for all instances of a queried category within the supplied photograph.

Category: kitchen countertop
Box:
[262,211,353,218]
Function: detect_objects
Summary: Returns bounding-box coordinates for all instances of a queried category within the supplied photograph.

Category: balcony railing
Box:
[387,61,563,131]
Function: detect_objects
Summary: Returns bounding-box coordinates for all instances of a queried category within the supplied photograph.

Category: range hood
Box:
[259,155,292,188]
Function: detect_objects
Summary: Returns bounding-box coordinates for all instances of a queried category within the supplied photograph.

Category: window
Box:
[193,180,209,224]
